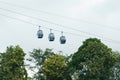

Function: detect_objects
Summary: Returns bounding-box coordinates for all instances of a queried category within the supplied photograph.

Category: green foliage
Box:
[43,54,71,80]
[70,38,114,80]
[28,48,54,80]
[0,38,117,80]
[109,51,120,80]
[27,77,32,80]
[0,45,27,80]
[28,49,72,80]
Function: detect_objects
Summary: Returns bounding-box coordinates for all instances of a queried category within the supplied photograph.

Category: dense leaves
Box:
[43,54,71,80]
[109,51,120,80]
[70,38,115,80]
[0,45,27,80]
[27,48,54,80]
[0,38,120,80]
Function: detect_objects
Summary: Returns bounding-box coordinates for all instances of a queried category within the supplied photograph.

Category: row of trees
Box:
[0,38,120,80]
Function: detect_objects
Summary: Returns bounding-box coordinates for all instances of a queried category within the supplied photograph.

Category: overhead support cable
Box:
[0,0,120,31]
[0,13,120,45]
[0,7,120,44]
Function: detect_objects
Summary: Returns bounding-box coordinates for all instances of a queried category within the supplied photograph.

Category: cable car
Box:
[49,33,55,41]
[60,32,66,44]
[48,29,55,41]
[37,26,43,38]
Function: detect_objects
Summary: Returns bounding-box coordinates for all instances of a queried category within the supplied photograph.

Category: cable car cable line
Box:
[0,13,66,44]
[0,0,120,31]
[0,13,83,37]
[0,7,120,44]
[0,13,120,45]
[0,8,117,37]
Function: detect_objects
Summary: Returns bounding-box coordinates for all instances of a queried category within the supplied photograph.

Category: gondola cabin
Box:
[48,33,55,41]
[37,30,43,38]
[60,36,66,44]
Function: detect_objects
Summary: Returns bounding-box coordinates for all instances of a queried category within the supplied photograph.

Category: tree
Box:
[0,45,27,80]
[27,77,32,80]
[27,48,54,80]
[43,54,72,80]
[70,38,114,80]
[109,51,120,80]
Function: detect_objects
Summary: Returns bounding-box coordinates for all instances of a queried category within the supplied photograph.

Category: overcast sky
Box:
[0,0,120,77]
[0,0,120,54]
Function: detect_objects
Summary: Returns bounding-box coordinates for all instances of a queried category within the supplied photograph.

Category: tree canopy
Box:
[0,38,120,80]
[70,38,115,80]
[27,48,54,80]
[0,45,27,80]
[43,54,71,80]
